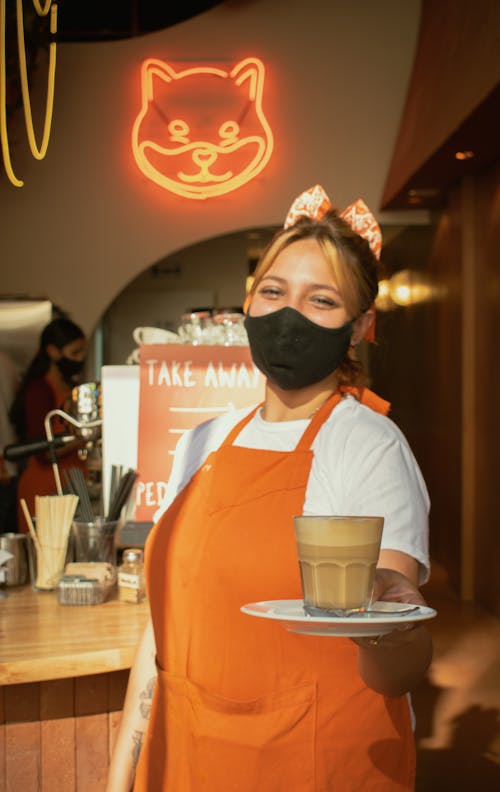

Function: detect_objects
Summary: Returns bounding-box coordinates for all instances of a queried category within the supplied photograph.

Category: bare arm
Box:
[353,549,433,698]
[106,617,157,792]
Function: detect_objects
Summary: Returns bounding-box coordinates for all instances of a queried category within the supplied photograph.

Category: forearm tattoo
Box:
[132,730,144,770]
[139,675,156,719]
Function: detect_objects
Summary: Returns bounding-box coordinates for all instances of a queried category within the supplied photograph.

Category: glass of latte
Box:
[293,515,384,616]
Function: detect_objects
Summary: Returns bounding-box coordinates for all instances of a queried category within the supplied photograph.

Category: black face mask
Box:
[244,307,353,391]
[56,356,85,384]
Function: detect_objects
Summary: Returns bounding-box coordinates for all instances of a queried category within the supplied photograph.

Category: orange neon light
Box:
[131,57,274,199]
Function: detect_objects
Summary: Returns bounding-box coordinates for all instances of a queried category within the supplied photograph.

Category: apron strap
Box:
[220,388,390,451]
[295,386,391,450]
[294,391,342,450]
[221,404,262,447]
[346,386,391,416]
[220,395,338,451]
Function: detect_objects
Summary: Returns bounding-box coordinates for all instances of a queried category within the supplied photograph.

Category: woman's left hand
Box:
[349,559,433,696]
[371,566,427,606]
[351,567,427,653]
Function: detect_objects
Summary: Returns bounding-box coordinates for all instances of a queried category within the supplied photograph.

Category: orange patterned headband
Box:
[245,186,381,340]
[283,184,380,342]
[284,184,382,260]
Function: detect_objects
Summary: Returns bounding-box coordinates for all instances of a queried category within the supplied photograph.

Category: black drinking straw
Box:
[106,469,138,522]
[68,467,94,522]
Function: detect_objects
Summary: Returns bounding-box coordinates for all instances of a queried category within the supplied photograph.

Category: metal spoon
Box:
[305,604,421,618]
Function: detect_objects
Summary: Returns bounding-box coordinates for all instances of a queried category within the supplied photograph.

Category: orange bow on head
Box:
[283,185,382,342]
[284,184,333,230]
[284,184,382,260]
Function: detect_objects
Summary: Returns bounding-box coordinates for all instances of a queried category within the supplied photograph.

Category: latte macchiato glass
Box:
[293,515,384,615]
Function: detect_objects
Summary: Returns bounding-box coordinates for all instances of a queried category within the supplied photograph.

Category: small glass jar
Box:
[177,311,214,345]
[212,311,247,346]
[118,548,146,603]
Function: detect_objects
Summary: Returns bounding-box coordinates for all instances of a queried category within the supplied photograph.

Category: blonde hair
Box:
[246,210,379,388]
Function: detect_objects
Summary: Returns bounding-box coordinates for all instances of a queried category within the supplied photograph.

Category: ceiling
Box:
[381,85,500,211]
[56,1,225,42]
[4,1,225,116]
[381,0,500,211]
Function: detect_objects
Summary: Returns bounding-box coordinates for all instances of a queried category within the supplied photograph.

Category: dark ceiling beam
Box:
[381,0,500,211]
[56,0,225,42]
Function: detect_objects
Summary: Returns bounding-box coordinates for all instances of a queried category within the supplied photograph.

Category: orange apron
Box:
[136,391,415,791]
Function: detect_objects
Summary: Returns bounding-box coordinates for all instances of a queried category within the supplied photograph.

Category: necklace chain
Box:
[307,391,337,419]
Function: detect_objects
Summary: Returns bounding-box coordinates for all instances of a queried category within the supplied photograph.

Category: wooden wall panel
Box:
[0,670,129,791]
[75,714,109,792]
[0,688,5,792]
[40,719,75,792]
[474,161,500,615]
[75,674,110,717]
[109,710,123,759]
[108,670,128,758]
[5,722,40,791]
[40,678,74,720]
[427,192,463,590]
[370,212,462,592]
[4,682,40,722]
[373,159,500,613]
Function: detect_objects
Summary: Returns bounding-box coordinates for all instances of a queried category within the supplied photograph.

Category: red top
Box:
[16,375,85,531]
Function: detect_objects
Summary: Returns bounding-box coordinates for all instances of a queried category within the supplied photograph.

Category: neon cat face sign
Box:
[131,57,274,200]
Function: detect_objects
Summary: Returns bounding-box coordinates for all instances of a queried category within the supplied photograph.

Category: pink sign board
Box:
[135,344,265,521]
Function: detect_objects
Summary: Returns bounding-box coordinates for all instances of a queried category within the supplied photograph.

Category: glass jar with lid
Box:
[118,548,146,603]
[177,311,215,345]
[212,310,247,346]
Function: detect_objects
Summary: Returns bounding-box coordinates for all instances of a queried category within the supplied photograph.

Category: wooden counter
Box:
[0,586,149,791]
[0,584,149,685]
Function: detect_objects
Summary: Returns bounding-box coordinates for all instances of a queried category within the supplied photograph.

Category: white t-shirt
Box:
[154,395,430,583]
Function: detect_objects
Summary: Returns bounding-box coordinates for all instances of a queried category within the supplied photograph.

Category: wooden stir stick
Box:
[20,498,41,555]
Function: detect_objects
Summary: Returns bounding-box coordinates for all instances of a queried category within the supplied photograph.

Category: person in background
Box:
[0,350,20,532]
[9,317,87,530]
[107,185,432,791]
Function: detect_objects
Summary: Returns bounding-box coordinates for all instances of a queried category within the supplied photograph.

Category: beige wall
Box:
[103,230,277,365]
[0,0,424,334]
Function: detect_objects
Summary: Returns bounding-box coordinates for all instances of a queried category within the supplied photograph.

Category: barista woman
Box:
[10,317,87,530]
[107,186,432,791]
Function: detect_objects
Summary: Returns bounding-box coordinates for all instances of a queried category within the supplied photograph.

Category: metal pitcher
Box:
[0,533,28,586]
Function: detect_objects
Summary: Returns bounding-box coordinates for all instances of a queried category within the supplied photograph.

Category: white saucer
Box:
[240,599,437,637]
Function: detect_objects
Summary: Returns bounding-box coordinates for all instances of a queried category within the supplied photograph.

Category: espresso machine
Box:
[4,381,102,497]
[44,381,102,495]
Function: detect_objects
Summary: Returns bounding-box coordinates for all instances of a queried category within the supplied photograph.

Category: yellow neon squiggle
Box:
[17,0,57,159]
[32,0,52,15]
[0,0,23,185]
[0,0,56,186]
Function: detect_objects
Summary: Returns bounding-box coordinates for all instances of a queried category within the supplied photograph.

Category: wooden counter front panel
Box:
[0,586,148,790]
[0,671,129,792]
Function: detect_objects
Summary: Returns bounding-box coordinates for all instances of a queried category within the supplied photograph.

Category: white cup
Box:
[126,348,141,365]
[133,327,180,345]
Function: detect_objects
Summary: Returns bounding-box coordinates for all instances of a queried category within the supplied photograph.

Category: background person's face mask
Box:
[56,356,85,384]
[244,306,353,390]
